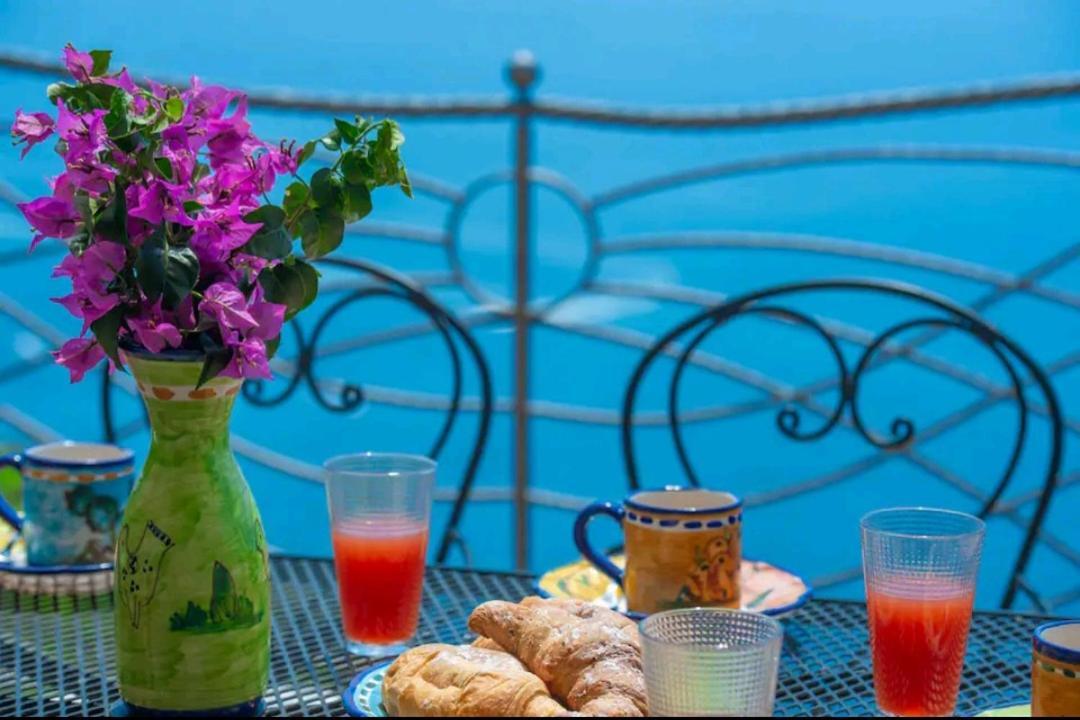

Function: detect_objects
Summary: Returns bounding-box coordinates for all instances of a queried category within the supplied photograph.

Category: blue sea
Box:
[0,1,1077,612]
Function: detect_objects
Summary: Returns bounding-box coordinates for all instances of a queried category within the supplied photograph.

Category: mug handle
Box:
[0,453,22,532]
[573,501,626,588]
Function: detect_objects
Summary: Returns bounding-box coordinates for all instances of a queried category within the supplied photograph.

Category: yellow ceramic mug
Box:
[1033,620,1080,717]
[573,487,742,614]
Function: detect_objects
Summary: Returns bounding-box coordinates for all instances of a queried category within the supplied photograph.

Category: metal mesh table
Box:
[0,555,1044,716]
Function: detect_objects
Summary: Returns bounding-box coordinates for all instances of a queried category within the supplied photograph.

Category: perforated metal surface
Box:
[0,556,1047,716]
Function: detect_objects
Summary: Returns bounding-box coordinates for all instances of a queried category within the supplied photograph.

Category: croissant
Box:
[382,643,573,717]
[468,597,647,717]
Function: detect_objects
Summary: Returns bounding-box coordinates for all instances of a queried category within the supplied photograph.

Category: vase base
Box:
[110,697,265,717]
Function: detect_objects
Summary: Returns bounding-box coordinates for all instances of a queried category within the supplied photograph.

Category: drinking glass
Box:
[324,452,435,657]
[861,507,985,717]
[641,607,783,717]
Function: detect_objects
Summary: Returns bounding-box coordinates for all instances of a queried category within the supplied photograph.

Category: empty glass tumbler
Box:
[324,452,435,657]
[641,607,783,717]
[861,507,985,717]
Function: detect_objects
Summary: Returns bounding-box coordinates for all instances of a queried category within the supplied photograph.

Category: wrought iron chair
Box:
[101,258,493,566]
[620,277,1065,609]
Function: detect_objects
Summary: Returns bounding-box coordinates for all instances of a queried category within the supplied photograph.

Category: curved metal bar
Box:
[5,48,1076,128]
[666,306,849,486]
[317,258,494,565]
[594,146,1080,208]
[850,317,1028,508]
[444,167,602,314]
[304,283,465,459]
[621,278,1064,608]
[532,73,1080,128]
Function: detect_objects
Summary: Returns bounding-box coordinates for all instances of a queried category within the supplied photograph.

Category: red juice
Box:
[331,519,428,646]
[867,586,974,716]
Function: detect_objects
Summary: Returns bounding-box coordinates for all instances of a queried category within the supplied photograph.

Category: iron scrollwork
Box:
[621,278,1064,608]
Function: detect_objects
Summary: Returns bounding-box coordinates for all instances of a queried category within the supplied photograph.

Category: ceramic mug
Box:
[574,487,742,614]
[1033,620,1080,717]
[0,441,135,566]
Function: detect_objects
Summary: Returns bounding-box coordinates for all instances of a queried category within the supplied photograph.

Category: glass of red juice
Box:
[324,453,435,657]
[861,507,985,717]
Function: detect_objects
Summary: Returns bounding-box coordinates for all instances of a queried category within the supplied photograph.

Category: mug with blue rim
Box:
[574,486,743,615]
[0,441,135,567]
[1033,619,1080,717]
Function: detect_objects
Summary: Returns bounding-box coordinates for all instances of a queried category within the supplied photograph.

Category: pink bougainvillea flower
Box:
[205,98,254,169]
[52,337,106,383]
[127,180,193,227]
[191,204,260,262]
[127,309,183,353]
[17,196,80,251]
[50,241,126,331]
[183,78,237,123]
[200,281,258,337]
[11,109,55,158]
[62,44,94,82]
[220,337,271,379]
[56,102,108,162]
[60,160,118,197]
[53,290,120,332]
[247,287,286,341]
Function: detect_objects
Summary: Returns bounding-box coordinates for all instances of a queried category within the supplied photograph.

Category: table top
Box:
[0,555,1044,717]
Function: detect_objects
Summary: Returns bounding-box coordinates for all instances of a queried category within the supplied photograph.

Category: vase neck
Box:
[125,354,242,446]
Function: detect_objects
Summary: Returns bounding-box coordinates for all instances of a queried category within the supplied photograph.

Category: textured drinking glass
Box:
[324,453,435,657]
[861,507,985,717]
[641,608,783,717]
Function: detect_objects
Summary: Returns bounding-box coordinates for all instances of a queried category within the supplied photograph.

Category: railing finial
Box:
[507,49,540,95]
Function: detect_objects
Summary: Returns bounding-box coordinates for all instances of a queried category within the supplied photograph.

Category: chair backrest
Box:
[102,258,493,565]
[620,277,1065,609]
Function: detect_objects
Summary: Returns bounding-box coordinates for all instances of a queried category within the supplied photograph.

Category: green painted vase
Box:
[114,351,270,715]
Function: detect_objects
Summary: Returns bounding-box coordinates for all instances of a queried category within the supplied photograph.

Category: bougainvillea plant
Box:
[12,44,409,385]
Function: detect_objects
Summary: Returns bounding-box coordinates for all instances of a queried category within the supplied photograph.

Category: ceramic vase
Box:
[114,351,269,715]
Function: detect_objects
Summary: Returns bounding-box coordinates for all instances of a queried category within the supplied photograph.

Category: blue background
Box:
[0,0,1077,612]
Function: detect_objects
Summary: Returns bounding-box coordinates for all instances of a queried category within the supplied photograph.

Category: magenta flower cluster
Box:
[12,45,408,386]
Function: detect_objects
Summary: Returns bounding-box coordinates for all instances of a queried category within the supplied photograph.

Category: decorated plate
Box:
[344,661,392,718]
[0,520,113,595]
[536,555,811,618]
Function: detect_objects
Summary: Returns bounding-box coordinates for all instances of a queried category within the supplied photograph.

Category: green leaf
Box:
[46,82,73,105]
[242,205,292,259]
[377,120,405,151]
[135,230,166,302]
[265,334,282,359]
[154,156,174,180]
[318,129,341,152]
[258,264,306,320]
[297,140,317,167]
[164,96,184,122]
[310,168,342,208]
[135,231,200,308]
[282,181,310,219]
[343,182,372,223]
[196,335,233,388]
[334,118,360,146]
[293,258,320,313]
[90,306,125,367]
[96,187,128,245]
[340,150,372,185]
[89,50,112,77]
[300,208,345,259]
[183,200,203,214]
[104,89,130,140]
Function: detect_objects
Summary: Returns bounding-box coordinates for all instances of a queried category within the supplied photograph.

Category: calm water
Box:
[0,1,1077,611]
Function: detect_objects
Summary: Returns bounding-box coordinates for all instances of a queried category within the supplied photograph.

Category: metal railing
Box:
[1,48,1078,608]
